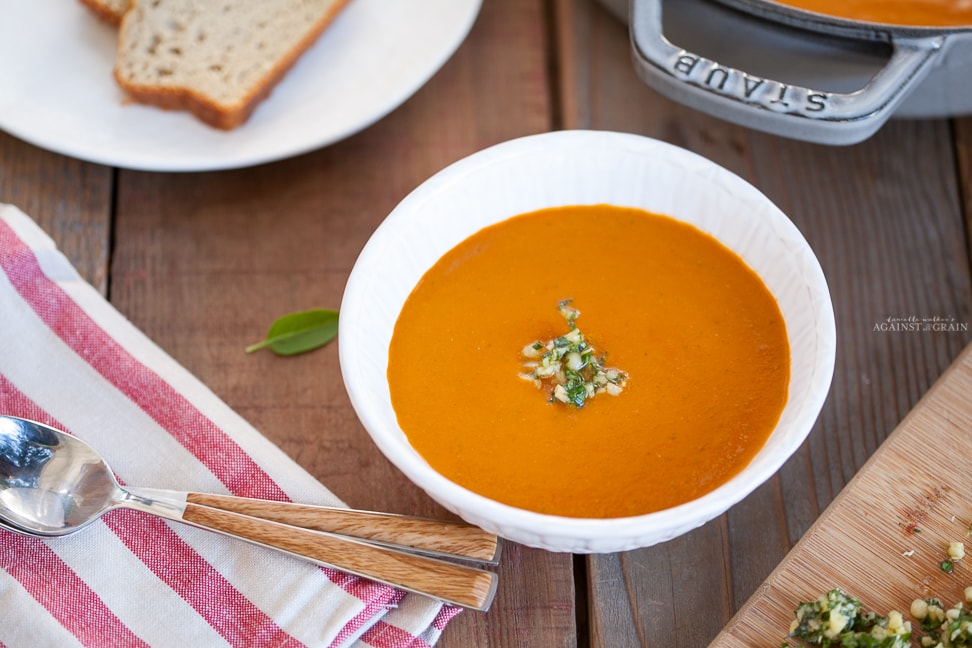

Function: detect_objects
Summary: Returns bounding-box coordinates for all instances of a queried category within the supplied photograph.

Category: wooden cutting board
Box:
[711,343,972,647]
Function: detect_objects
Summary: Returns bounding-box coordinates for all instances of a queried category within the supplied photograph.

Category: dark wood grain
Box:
[4,0,972,644]
[105,0,576,645]
[0,132,112,294]
[555,1,972,645]
[955,118,972,260]
[714,343,972,646]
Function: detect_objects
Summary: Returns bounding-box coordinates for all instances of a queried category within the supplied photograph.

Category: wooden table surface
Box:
[3,0,972,646]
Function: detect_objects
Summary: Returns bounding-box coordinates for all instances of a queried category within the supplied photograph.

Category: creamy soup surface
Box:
[771,0,972,27]
[387,204,790,518]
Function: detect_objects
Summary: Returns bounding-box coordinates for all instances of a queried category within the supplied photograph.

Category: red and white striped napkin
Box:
[0,204,460,647]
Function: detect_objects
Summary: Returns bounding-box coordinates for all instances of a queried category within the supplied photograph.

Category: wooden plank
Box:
[954,117,972,262]
[107,0,576,645]
[0,132,113,294]
[554,1,972,645]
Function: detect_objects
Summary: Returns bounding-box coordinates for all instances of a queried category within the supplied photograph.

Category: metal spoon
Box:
[0,415,498,610]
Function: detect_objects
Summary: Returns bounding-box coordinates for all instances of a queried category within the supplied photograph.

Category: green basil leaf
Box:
[246,308,339,356]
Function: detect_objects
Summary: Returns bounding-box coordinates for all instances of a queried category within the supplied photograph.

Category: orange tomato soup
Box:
[387,205,789,518]
[770,0,972,27]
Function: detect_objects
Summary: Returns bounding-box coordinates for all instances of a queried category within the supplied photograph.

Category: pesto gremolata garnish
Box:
[519,300,628,408]
[787,589,911,647]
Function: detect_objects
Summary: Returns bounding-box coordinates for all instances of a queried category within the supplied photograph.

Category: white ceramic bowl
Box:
[339,130,836,553]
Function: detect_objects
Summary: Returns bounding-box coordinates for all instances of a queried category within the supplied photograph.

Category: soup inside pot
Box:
[769,0,972,27]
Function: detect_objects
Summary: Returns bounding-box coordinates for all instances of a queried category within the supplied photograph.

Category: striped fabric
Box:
[0,204,460,647]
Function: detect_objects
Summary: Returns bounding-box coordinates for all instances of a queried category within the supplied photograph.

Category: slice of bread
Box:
[113,0,352,130]
[79,0,131,26]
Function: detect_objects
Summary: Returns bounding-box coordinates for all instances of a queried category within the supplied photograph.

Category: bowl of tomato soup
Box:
[339,130,836,553]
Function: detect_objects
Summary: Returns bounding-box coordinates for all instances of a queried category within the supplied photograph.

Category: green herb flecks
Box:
[246,308,339,356]
[912,596,972,646]
[788,589,911,648]
[519,300,628,408]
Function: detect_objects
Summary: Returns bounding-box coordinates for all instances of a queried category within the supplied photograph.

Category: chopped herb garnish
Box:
[948,541,966,563]
[912,596,972,646]
[791,543,972,647]
[519,299,628,408]
[788,589,911,648]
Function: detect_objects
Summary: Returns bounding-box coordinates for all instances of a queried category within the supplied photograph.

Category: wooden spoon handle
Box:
[186,492,500,563]
[181,503,497,610]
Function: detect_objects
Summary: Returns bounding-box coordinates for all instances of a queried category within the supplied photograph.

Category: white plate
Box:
[0,0,481,171]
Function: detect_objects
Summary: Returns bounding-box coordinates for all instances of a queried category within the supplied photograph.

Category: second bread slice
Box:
[114,0,352,130]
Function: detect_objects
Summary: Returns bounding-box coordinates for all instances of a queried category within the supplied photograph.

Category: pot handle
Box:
[629,0,945,144]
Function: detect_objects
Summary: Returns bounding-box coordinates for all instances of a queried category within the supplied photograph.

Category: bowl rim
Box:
[339,129,836,550]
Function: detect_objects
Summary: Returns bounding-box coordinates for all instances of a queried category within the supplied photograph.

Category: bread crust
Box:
[78,0,130,26]
[113,0,352,130]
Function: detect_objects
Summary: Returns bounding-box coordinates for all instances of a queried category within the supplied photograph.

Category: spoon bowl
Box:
[0,415,499,609]
[0,416,125,535]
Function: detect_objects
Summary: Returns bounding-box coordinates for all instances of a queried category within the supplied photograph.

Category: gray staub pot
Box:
[604,0,972,144]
